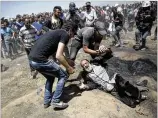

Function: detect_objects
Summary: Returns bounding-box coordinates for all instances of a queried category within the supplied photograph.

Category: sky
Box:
[1,1,135,18]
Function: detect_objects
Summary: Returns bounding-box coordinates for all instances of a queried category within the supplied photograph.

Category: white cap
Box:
[115,3,119,7]
[142,1,151,7]
[117,7,123,12]
[106,7,109,10]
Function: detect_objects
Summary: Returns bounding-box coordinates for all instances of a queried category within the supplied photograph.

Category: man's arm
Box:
[56,42,74,74]
[83,45,100,55]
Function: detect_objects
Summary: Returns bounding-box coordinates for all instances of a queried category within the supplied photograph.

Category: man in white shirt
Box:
[83,2,98,27]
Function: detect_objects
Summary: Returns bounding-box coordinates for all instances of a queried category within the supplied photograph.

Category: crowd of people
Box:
[1,1,157,109]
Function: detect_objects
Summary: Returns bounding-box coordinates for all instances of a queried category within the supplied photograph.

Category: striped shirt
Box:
[19,25,37,48]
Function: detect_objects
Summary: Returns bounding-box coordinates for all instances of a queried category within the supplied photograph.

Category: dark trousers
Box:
[111,75,141,108]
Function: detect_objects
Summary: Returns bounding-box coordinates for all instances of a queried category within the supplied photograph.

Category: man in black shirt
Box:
[29,21,78,109]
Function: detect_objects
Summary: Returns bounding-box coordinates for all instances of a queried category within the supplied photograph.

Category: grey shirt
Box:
[77,27,94,46]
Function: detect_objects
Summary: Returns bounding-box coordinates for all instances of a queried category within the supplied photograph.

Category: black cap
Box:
[69,2,76,8]
[86,2,91,6]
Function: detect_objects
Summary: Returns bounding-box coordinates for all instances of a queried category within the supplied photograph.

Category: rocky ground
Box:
[1,25,157,118]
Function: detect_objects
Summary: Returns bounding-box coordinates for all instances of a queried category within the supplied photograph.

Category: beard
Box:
[84,64,93,72]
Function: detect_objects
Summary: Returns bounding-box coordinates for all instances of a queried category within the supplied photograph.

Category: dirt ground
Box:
[1,25,157,118]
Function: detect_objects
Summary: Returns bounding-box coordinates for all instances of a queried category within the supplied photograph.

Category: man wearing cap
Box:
[83,2,98,27]
[65,2,84,28]
[69,21,108,61]
[134,1,155,50]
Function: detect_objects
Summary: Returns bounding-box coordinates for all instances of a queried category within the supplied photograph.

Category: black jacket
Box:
[135,7,155,31]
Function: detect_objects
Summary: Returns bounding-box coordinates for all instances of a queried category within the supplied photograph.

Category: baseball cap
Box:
[94,21,107,36]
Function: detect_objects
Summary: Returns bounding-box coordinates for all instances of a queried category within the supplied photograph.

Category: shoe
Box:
[115,43,120,47]
[141,94,148,100]
[51,101,68,109]
[44,103,51,109]
[139,46,148,51]
[31,71,38,79]
[136,80,148,87]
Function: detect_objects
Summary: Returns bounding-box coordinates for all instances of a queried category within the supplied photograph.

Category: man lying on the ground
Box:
[78,59,148,108]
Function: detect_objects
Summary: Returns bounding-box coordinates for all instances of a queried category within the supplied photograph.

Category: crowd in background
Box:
[1,1,157,61]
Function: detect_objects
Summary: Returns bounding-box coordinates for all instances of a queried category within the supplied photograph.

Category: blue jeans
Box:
[29,59,68,104]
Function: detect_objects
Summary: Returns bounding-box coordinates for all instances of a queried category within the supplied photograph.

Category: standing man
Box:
[19,19,38,78]
[1,20,16,60]
[29,21,78,109]
[134,1,155,50]
[51,6,63,30]
[83,2,98,27]
[66,2,84,29]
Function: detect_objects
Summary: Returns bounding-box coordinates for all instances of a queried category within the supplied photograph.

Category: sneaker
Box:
[141,94,148,100]
[31,71,38,79]
[139,46,148,51]
[115,43,120,47]
[44,103,51,109]
[51,101,68,109]
[136,80,148,87]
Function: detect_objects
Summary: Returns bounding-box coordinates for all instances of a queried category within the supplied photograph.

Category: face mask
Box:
[84,64,93,72]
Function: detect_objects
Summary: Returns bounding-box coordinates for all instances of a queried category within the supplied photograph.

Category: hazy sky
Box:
[1,1,134,18]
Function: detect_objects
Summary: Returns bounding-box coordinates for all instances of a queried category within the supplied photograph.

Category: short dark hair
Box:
[62,21,78,32]
[53,6,62,11]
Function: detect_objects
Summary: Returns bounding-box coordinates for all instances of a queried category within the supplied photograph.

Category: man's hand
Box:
[67,59,75,67]
[99,45,107,53]
[67,66,75,74]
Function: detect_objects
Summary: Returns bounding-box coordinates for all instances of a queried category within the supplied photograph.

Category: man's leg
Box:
[115,26,123,47]
[41,74,55,108]
[5,41,12,59]
[154,27,157,40]
[25,48,38,78]
[69,38,82,61]
[140,31,150,50]
[135,30,141,44]
[30,60,69,108]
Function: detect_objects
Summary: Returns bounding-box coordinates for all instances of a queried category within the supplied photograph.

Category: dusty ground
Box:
[1,25,157,118]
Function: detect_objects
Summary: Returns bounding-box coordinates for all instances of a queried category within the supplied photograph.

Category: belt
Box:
[29,57,48,63]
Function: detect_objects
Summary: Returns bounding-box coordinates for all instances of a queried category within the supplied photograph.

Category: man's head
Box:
[1,21,5,28]
[53,6,62,18]
[62,21,78,38]
[37,14,44,24]
[117,6,123,13]
[142,1,151,8]
[2,20,9,28]
[69,2,76,14]
[85,2,91,11]
[16,14,21,22]
[94,21,107,37]
[80,59,93,72]
[24,19,31,29]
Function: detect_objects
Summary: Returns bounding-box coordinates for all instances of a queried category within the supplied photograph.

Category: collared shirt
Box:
[19,25,37,49]
[87,65,117,91]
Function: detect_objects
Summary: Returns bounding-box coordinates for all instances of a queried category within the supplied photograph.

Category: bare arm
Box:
[83,45,100,55]
[56,42,74,74]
